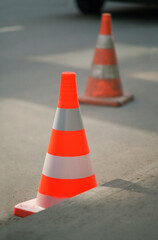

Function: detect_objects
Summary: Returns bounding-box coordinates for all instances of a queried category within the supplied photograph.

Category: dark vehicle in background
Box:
[75,0,158,14]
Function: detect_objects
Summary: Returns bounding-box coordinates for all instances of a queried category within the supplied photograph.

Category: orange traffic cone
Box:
[79,13,133,107]
[14,72,97,217]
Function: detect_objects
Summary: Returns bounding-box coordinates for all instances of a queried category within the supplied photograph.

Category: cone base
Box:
[79,92,134,107]
[14,199,44,218]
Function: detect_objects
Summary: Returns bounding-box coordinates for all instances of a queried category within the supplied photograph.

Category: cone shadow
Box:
[102,179,158,196]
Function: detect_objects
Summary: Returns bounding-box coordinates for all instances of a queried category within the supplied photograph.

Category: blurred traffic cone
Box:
[79,13,133,107]
[14,72,97,217]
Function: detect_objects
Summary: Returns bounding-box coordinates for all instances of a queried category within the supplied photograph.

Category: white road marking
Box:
[28,44,158,71]
[132,72,158,82]
[29,48,93,69]
[0,25,24,33]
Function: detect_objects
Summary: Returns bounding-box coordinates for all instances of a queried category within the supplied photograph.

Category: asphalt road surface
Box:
[0,0,158,239]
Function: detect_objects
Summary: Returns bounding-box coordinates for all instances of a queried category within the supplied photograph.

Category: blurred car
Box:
[75,0,158,14]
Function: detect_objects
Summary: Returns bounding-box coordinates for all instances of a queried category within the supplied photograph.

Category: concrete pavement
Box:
[0,166,158,240]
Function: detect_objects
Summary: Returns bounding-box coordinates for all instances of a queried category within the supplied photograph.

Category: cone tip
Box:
[102,13,111,21]
[58,71,79,109]
[100,13,112,35]
[61,72,76,81]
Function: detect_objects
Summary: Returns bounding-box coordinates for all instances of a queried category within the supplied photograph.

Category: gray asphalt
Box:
[0,0,158,239]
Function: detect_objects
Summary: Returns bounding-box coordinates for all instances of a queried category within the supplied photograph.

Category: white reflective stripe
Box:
[53,107,84,131]
[36,192,66,208]
[96,35,114,49]
[90,64,120,79]
[42,153,94,179]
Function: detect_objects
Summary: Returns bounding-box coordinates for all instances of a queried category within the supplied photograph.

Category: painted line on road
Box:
[0,25,24,33]
[132,71,158,82]
[28,44,158,71]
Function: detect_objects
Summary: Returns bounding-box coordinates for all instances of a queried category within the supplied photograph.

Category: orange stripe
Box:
[47,129,89,156]
[38,174,97,198]
[93,49,117,65]
[85,77,123,98]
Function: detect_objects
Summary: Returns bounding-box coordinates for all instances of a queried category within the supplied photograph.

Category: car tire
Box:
[75,0,105,14]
